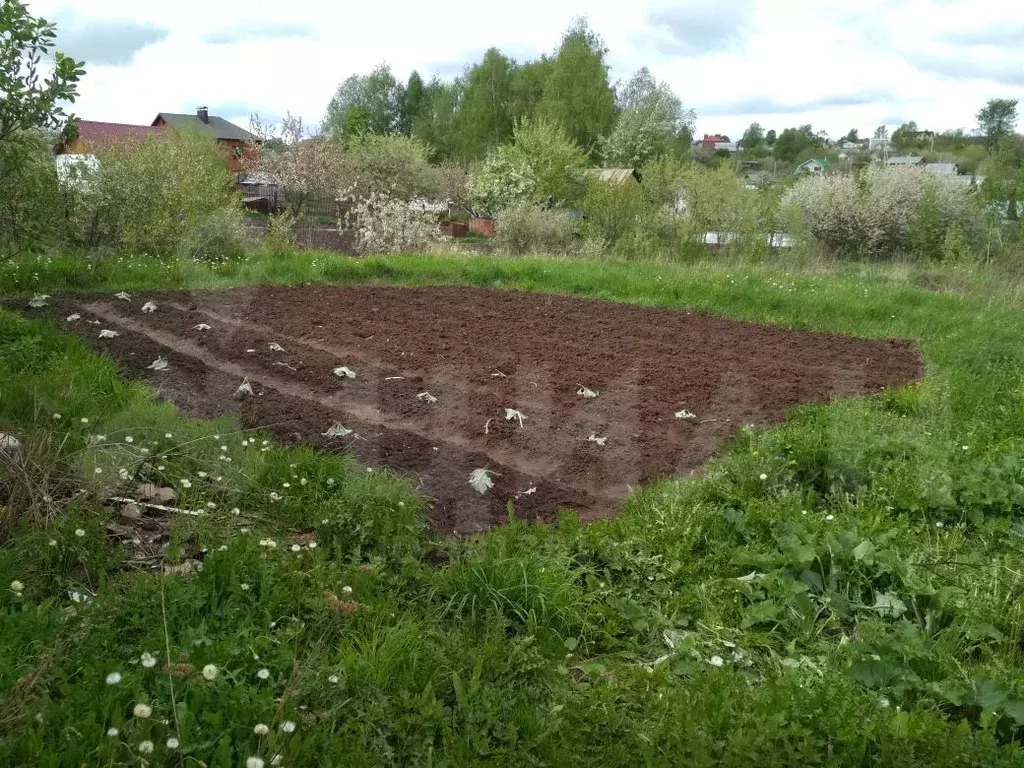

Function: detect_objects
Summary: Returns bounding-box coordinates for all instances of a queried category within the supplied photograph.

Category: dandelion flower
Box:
[180,478,192,488]
[105,672,122,685]
[197,471,208,478]
[10,580,24,593]
[75,528,85,537]
[880,697,891,708]
[708,655,725,668]
[165,433,173,439]
[140,652,157,668]
[133,703,152,719]
[936,521,944,528]
[48,539,57,546]
[253,723,269,736]
[138,740,154,754]
[257,668,270,680]
[758,473,768,481]
[107,727,119,737]
[291,544,300,552]
[94,467,103,474]
[328,675,339,684]
[202,664,218,681]
[280,720,296,733]
[308,542,317,550]
[124,436,133,444]
[825,514,835,521]
[246,758,265,768]
[341,585,353,596]
[166,737,180,749]
[80,417,89,424]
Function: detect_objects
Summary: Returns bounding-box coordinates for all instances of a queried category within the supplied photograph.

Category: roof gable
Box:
[152,113,257,142]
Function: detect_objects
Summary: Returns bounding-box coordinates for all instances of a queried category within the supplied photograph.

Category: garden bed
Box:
[25,285,923,532]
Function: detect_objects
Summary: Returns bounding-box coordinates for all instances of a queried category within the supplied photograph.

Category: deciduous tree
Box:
[538,18,616,158]
[324,64,406,139]
[601,67,694,167]
[977,98,1018,148]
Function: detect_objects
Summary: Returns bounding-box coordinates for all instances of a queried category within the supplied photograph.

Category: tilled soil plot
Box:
[24,286,923,532]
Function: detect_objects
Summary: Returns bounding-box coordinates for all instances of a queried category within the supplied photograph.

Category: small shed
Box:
[885,155,926,167]
[236,170,284,212]
[584,168,642,184]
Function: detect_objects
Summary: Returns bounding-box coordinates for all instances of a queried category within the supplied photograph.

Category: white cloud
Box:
[29,0,1024,139]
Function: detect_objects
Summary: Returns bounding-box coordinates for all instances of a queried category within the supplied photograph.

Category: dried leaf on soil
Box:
[98,329,119,339]
[675,409,697,420]
[235,378,255,396]
[333,366,356,379]
[268,342,285,352]
[417,392,438,403]
[115,291,132,301]
[516,485,538,498]
[504,408,526,428]
[66,313,81,322]
[28,294,50,308]
[141,301,158,313]
[147,357,169,371]
[137,484,176,503]
[469,468,497,494]
[322,423,353,438]
[576,386,598,399]
[193,323,211,331]
[588,433,608,446]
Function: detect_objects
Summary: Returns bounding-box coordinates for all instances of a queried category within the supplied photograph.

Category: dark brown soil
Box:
[24,286,923,533]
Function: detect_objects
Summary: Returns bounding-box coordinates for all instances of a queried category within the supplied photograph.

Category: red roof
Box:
[72,120,165,150]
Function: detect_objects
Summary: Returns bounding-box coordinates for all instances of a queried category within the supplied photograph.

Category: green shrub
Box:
[493,202,579,255]
[67,129,245,258]
[0,133,65,258]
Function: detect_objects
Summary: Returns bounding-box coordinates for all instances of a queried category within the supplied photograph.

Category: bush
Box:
[493,202,579,255]
[344,134,437,201]
[66,129,246,258]
[782,165,984,260]
[468,118,587,213]
[0,133,65,258]
[341,190,438,254]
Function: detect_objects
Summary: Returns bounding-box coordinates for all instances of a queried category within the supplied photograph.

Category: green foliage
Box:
[492,202,579,255]
[343,133,436,201]
[537,18,616,158]
[773,124,823,162]
[0,131,65,257]
[456,48,515,160]
[67,129,245,258]
[467,118,587,212]
[601,67,693,167]
[0,0,84,145]
[324,64,406,140]
[976,99,1018,148]
[508,57,554,124]
[741,121,765,149]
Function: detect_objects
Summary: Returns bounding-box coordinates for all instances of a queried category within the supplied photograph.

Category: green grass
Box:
[2,249,1024,765]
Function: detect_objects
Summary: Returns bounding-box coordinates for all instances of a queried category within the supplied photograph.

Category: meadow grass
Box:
[1,249,1023,765]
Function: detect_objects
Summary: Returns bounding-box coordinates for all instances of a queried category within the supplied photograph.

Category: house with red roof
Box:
[56,108,259,172]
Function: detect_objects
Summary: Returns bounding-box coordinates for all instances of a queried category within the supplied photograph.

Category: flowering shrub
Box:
[782,165,983,259]
[340,189,438,254]
[467,118,586,213]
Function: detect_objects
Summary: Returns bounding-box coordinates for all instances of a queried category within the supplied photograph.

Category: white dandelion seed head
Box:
[291,544,300,552]
[105,671,122,685]
[936,521,944,528]
[201,664,218,681]
[759,473,768,481]
[180,479,192,488]
[708,655,725,668]
[165,433,173,439]
[257,668,270,679]
[246,758,265,768]
[328,675,339,684]
[106,727,119,737]
[166,737,179,749]
[80,417,89,424]
[280,720,296,733]
[138,740,154,754]
[133,703,152,719]
[341,585,353,596]
[124,436,133,444]
[140,652,157,668]
[253,723,269,736]
[825,514,835,521]
[9,580,24,593]
[75,528,86,537]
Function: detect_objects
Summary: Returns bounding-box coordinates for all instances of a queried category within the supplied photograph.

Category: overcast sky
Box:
[29,0,1024,141]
